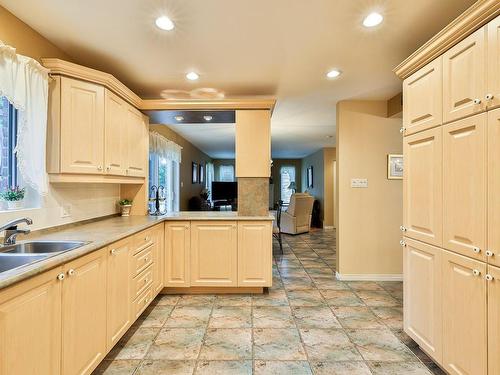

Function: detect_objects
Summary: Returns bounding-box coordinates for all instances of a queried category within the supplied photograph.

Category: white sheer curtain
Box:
[149,131,182,163]
[0,41,49,195]
[205,162,214,197]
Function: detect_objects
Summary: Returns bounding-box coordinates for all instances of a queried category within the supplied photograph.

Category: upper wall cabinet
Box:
[403,57,443,135]
[48,76,148,183]
[443,27,487,123]
[487,16,500,110]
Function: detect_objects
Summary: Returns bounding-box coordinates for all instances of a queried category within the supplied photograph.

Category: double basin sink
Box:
[0,241,88,274]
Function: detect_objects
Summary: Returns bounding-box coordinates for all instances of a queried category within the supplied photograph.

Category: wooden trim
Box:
[160,286,264,294]
[140,98,276,112]
[394,0,500,79]
[335,272,403,281]
[49,173,145,184]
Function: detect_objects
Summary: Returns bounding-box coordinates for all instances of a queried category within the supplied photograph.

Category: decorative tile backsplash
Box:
[237,177,269,216]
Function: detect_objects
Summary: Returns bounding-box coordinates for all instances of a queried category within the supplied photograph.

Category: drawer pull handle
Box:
[473,269,481,277]
[486,274,494,281]
[486,250,494,257]
[68,269,76,276]
[486,94,494,101]
[399,225,407,232]
[399,127,406,134]
[399,240,406,247]
[57,273,65,281]
[472,247,481,254]
[473,98,482,105]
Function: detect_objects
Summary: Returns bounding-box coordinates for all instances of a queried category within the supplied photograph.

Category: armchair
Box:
[281,193,314,234]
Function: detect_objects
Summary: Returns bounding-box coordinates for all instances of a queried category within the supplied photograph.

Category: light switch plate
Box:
[351,178,368,188]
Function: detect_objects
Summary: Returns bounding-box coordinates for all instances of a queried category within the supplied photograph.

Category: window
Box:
[0,96,18,191]
[149,154,180,213]
[218,165,235,182]
[280,165,296,204]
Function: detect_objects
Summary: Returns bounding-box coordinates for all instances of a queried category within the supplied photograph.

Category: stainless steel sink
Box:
[0,241,88,255]
[0,253,50,273]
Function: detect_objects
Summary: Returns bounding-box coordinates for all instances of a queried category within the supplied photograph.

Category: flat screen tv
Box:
[212,181,237,201]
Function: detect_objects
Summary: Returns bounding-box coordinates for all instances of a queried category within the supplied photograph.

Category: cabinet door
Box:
[403,238,442,362]
[60,77,105,174]
[443,26,487,123]
[191,221,237,286]
[488,264,500,375]
[106,240,131,351]
[487,16,500,110]
[62,249,107,375]
[442,250,487,375]
[238,221,272,287]
[104,90,127,176]
[403,127,443,246]
[489,108,500,266]
[443,114,487,260]
[403,57,443,135]
[152,224,165,295]
[165,222,191,287]
[0,267,63,375]
[125,106,148,177]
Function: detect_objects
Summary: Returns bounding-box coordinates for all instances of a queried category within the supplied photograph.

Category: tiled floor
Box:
[94,229,445,375]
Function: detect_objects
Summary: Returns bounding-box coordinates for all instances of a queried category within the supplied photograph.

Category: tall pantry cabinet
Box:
[401,13,500,375]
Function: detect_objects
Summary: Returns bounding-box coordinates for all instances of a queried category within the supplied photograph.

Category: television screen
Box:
[212,182,237,201]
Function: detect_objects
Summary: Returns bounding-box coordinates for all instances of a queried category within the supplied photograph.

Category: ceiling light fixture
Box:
[186,72,199,81]
[174,115,184,122]
[363,12,383,27]
[203,115,213,122]
[326,69,341,79]
[155,16,175,31]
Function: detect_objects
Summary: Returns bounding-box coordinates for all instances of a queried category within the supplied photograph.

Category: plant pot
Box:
[120,204,132,217]
[6,200,23,210]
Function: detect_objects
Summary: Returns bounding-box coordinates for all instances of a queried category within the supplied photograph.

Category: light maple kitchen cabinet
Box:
[237,221,272,287]
[487,16,500,110]
[0,267,63,375]
[403,127,443,247]
[442,249,487,375]
[443,26,487,123]
[59,77,105,174]
[443,113,487,261]
[191,221,237,286]
[151,224,165,295]
[62,248,107,375]
[403,238,442,363]
[106,239,131,351]
[124,106,148,177]
[164,222,191,287]
[402,57,443,135]
[104,89,127,176]
[488,264,500,375]
[488,105,500,269]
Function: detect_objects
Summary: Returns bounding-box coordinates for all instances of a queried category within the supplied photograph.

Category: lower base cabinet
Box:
[238,221,272,286]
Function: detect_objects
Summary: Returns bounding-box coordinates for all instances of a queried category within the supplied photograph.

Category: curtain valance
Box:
[149,131,182,163]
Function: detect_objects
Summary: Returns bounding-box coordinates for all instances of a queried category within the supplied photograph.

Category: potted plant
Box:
[1,186,26,210]
[118,199,133,217]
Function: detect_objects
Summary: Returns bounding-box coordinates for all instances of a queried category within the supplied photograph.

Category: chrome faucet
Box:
[0,217,33,245]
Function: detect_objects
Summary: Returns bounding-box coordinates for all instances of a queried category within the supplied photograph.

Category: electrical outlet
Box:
[60,204,72,218]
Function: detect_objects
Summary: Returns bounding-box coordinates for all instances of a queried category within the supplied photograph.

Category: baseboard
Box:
[335,272,403,281]
[323,226,335,230]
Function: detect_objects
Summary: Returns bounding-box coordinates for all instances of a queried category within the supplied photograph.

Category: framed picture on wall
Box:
[192,162,198,184]
[307,166,314,188]
[387,154,403,180]
[199,163,204,184]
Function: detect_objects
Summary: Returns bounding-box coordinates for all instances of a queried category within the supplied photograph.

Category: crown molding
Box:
[394,0,500,79]
[42,58,277,113]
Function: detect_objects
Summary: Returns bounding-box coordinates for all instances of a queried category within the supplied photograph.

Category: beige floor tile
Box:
[310,361,371,375]
[292,306,341,329]
[300,328,362,361]
[196,360,252,375]
[93,360,140,375]
[254,360,312,375]
[253,306,295,328]
[199,328,252,360]
[135,360,195,375]
[146,328,204,360]
[253,328,307,360]
[209,306,252,328]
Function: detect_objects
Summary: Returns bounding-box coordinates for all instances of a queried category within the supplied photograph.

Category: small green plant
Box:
[1,186,25,201]
[118,199,133,206]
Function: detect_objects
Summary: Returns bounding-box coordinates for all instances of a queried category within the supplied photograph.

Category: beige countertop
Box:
[0,212,274,290]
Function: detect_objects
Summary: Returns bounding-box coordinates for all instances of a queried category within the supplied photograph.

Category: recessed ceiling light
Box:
[155,16,175,31]
[326,69,341,79]
[186,72,199,81]
[203,115,213,122]
[174,115,184,122]
[363,12,383,27]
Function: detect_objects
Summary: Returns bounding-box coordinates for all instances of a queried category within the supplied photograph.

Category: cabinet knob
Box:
[486,250,494,257]
[67,269,76,276]
[486,94,494,101]
[473,98,482,105]
[472,247,481,254]
[144,257,149,262]
[97,165,103,171]
[57,273,65,281]
[486,274,494,281]
[106,166,111,171]
[399,127,406,134]
[399,225,407,232]
[144,278,148,284]
[399,240,406,247]
[110,248,117,255]
[472,269,481,276]
[145,236,151,242]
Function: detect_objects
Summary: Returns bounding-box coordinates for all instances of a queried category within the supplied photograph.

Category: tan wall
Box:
[149,125,212,211]
[323,148,336,228]
[336,100,402,276]
[0,6,72,62]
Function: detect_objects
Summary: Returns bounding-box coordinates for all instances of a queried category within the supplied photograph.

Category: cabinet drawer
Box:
[132,265,153,300]
[132,286,153,320]
[131,245,153,277]
[133,228,154,254]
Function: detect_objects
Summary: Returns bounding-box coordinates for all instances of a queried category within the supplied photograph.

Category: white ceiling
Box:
[1,0,474,158]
